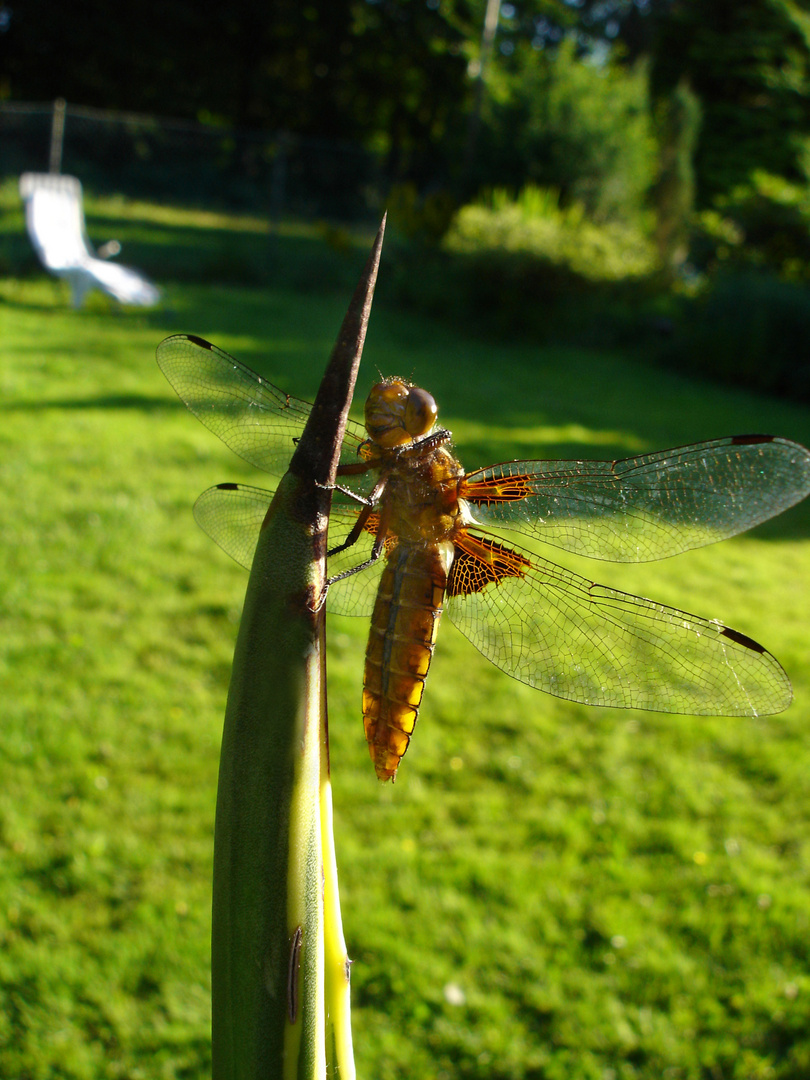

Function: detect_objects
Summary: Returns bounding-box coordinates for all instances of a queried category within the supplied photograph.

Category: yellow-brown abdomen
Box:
[363,541,453,780]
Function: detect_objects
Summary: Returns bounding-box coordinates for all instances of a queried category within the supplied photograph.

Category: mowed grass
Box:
[2,215,810,1080]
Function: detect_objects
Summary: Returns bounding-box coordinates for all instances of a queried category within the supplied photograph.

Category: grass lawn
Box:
[1,199,810,1079]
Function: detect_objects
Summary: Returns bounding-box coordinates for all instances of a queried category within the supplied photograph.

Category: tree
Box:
[469,33,655,223]
[1,0,471,177]
[651,78,701,272]
[645,0,810,205]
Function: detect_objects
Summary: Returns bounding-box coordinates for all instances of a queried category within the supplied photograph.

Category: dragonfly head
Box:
[364,379,438,448]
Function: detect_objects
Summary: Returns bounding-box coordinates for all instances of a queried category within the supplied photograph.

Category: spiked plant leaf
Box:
[211,469,328,1078]
[159,220,385,1079]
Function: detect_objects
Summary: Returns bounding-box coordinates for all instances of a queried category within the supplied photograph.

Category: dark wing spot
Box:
[730,434,774,446]
[186,334,215,350]
[720,626,766,653]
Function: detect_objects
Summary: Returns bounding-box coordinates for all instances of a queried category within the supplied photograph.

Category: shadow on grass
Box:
[83,211,371,296]
[0,393,176,412]
[5,200,810,544]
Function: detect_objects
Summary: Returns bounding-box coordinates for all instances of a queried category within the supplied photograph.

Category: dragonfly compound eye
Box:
[365,380,413,447]
[404,387,438,439]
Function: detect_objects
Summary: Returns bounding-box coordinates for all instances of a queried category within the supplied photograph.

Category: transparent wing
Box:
[192,483,382,617]
[157,333,369,481]
[193,483,270,571]
[445,528,792,717]
[460,436,810,562]
[323,489,391,616]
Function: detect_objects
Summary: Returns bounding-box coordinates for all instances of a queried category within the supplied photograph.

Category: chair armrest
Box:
[97,240,122,259]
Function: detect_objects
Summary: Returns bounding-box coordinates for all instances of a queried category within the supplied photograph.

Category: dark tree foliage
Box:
[1,0,471,183]
[644,0,810,204]
[651,79,700,272]
[334,0,472,181]
[3,0,810,212]
[509,0,810,207]
[3,0,360,129]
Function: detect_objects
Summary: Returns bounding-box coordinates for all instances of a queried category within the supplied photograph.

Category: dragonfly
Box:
[157,333,810,781]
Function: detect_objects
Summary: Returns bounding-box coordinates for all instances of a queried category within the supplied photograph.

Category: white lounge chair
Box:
[19,173,160,309]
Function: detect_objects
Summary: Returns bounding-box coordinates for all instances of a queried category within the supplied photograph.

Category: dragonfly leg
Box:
[331,482,375,505]
[327,497,391,583]
[313,543,385,612]
[328,508,374,558]
[327,477,388,557]
[326,546,384,586]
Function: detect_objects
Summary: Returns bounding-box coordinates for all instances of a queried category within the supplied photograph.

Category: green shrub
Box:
[479,39,656,225]
[692,172,810,281]
[387,186,659,342]
[386,182,458,244]
[445,186,657,285]
[657,270,810,400]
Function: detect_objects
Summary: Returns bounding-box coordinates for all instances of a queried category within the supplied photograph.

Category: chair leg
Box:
[67,271,92,309]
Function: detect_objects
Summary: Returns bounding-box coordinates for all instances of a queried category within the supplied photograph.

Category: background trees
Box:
[4,0,810,290]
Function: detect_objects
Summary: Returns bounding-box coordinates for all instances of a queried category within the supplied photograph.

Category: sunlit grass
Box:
[2,246,810,1080]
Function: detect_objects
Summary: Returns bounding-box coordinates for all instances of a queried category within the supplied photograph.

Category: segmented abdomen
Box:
[362,541,454,781]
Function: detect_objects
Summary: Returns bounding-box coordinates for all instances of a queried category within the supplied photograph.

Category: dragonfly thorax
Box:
[384,444,465,545]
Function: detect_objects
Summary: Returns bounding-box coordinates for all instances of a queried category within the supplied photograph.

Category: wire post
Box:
[462,0,501,192]
[49,98,66,174]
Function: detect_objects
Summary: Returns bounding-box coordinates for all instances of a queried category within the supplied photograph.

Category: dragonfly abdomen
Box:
[362,541,454,780]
